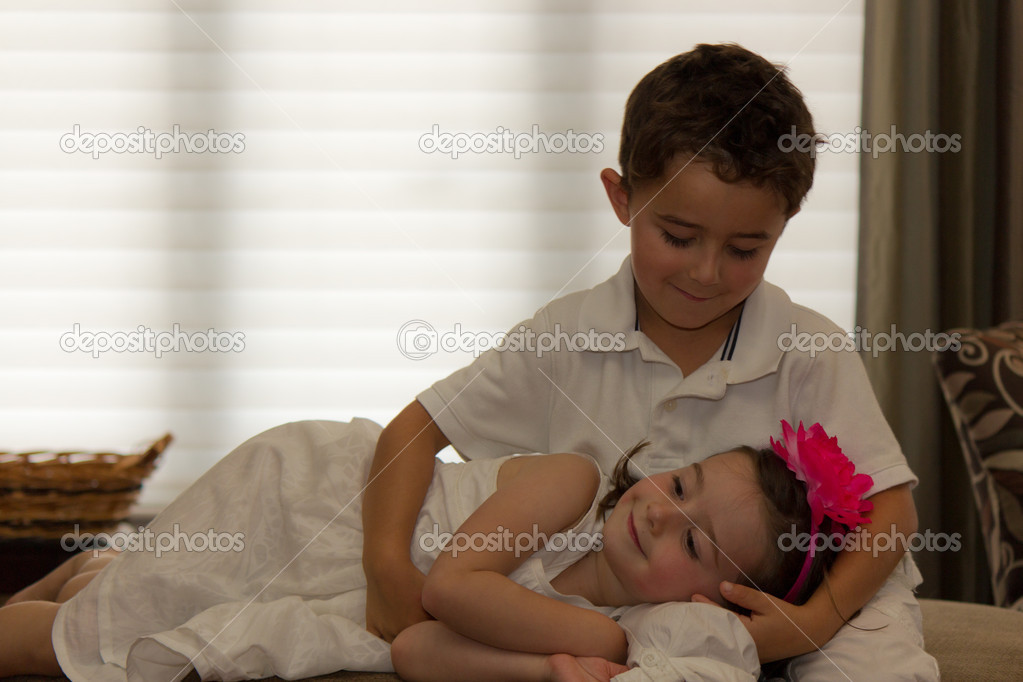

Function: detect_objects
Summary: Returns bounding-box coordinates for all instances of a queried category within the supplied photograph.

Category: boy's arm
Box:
[710,315,922,663]
[362,400,450,642]
[703,482,918,663]
[422,453,628,662]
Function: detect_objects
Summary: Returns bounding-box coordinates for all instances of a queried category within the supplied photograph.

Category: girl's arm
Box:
[711,482,918,662]
[421,452,628,663]
[391,620,549,682]
[362,400,450,642]
[392,620,630,682]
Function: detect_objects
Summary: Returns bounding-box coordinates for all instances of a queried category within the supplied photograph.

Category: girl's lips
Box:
[628,513,644,556]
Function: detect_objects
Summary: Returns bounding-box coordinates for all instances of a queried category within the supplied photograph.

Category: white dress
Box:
[52,419,613,681]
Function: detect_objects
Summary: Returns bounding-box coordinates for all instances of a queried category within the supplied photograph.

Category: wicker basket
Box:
[0,434,171,540]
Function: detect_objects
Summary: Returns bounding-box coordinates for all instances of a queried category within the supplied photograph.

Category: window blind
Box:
[0,0,864,510]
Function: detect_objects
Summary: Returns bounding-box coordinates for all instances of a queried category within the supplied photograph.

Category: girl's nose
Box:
[647,500,685,534]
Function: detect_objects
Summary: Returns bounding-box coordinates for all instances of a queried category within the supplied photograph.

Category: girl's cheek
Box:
[640,561,691,601]
[628,577,662,603]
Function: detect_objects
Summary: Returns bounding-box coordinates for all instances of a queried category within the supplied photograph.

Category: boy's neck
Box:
[636,296,743,376]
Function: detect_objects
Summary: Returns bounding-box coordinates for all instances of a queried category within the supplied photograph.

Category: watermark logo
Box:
[778,125,961,159]
[777,324,961,358]
[60,323,246,359]
[418,523,602,558]
[61,523,245,558]
[396,321,627,360]
[419,124,604,159]
[60,124,246,160]
[778,524,961,558]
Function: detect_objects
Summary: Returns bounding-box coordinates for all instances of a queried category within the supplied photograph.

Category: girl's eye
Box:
[672,474,685,500]
[661,231,692,249]
[684,529,699,559]
[729,246,758,261]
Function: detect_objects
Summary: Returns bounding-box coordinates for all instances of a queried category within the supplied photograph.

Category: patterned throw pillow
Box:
[933,322,1023,610]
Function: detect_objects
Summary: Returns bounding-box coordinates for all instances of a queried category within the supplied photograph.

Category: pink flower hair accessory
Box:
[770,420,874,603]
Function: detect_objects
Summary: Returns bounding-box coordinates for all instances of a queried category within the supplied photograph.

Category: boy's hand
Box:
[693,583,839,663]
[545,653,630,682]
[364,560,431,642]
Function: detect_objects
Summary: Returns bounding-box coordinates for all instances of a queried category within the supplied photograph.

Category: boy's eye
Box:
[661,231,692,249]
[729,246,758,261]
[672,474,685,500]
[684,528,699,559]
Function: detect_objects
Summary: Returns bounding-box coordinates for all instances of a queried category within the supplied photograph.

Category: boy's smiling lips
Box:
[627,512,645,556]
[671,283,712,302]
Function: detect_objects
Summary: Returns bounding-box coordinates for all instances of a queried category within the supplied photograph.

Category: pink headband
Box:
[770,420,874,603]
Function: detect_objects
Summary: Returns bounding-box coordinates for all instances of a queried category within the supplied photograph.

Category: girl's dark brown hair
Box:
[598,441,841,606]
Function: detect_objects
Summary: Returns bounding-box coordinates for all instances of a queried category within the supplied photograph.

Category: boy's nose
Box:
[688,249,721,286]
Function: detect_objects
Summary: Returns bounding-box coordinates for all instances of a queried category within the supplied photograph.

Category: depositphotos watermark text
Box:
[60,124,246,160]
[419,124,604,159]
[778,324,961,358]
[778,125,961,159]
[397,321,626,360]
[60,323,246,359]
[418,524,603,558]
[61,523,245,558]
[779,524,961,558]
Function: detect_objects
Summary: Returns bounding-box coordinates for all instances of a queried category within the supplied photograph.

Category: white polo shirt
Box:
[418,257,916,496]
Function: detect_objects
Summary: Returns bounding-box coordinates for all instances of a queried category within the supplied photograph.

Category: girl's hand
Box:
[545,653,631,682]
[693,582,837,663]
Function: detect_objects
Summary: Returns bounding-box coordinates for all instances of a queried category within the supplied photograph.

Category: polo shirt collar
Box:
[575,256,642,340]
[574,255,792,384]
[722,278,792,384]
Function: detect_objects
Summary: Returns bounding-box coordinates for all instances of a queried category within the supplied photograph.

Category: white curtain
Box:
[0,0,864,509]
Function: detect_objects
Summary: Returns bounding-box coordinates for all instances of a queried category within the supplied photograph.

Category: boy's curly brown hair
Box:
[618,43,817,216]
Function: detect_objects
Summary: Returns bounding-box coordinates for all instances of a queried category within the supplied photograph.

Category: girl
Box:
[0,419,868,681]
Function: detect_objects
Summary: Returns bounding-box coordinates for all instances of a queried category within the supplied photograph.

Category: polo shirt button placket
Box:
[663,399,677,412]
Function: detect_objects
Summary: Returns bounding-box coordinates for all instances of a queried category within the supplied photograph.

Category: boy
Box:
[363,43,938,679]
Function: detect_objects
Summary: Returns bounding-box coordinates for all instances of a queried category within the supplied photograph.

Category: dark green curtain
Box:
[858,0,1023,602]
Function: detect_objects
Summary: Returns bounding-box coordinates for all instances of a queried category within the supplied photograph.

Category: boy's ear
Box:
[600,168,632,227]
